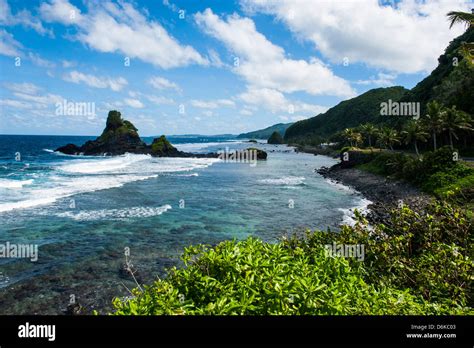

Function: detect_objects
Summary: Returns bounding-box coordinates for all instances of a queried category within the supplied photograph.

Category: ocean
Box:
[0,135,369,314]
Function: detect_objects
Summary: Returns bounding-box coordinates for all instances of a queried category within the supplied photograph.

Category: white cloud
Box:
[39,0,84,25]
[5,82,64,108]
[0,0,52,36]
[195,8,354,97]
[4,82,41,94]
[148,76,181,92]
[0,99,32,109]
[240,108,253,116]
[62,60,76,68]
[241,0,471,74]
[0,29,22,57]
[3,82,63,110]
[239,88,286,113]
[217,99,236,107]
[146,95,175,105]
[190,99,235,109]
[28,52,55,68]
[101,101,123,110]
[207,48,225,67]
[13,91,63,106]
[239,87,328,115]
[355,72,398,86]
[40,0,208,69]
[124,98,144,108]
[63,70,128,91]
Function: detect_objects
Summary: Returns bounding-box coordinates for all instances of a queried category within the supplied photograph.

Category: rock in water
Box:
[246,148,267,160]
[267,131,284,144]
[54,110,225,158]
[55,143,81,155]
[150,135,180,157]
[80,110,149,155]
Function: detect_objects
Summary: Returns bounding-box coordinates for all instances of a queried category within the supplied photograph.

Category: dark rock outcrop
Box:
[317,164,432,227]
[267,131,284,144]
[247,147,267,160]
[150,135,181,157]
[338,150,376,168]
[56,111,149,156]
[55,143,81,155]
[55,110,269,160]
[55,111,209,158]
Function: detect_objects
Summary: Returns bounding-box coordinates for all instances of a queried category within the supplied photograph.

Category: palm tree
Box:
[401,120,428,156]
[351,132,363,147]
[447,10,474,29]
[360,123,377,147]
[377,127,400,150]
[342,128,354,147]
[441,106,473,149]
[343,128,363,147]
[422,101,445,151]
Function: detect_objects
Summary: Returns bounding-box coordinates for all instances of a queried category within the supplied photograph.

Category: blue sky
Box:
[0,0,471,136]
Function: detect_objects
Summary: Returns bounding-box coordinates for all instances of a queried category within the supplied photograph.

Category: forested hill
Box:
[237,122,293,139]
[284,87,408,143]
[401,27,474,114]
[284,27,474,144]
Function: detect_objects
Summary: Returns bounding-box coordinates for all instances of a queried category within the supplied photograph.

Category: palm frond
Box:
[447,11,474,29]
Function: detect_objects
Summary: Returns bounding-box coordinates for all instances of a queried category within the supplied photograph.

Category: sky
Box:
[0,0,472,136]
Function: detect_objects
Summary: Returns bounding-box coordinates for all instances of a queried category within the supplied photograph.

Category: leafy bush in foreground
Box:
[112,203,473,315]
[288,202,473,309]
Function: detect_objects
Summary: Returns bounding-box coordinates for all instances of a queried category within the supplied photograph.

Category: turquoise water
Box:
[0,135,368,314]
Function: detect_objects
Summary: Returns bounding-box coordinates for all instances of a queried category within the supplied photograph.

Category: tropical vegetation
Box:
[109,10,474,316]
[111,202,472,315]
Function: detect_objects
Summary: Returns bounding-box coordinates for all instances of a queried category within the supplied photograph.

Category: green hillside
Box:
[284,87,408,144]
[284,27,474,145]
[237,122,293,139]
[402,27,474,114]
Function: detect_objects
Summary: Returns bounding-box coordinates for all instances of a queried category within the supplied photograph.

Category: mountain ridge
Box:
[237,122,293,139]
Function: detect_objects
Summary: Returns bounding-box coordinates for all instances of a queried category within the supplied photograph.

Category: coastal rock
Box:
[247,147,267,160]
[316,163,433,227]
[267,131,284,144]
[78,110,149,156]
[150,135,181,157]
[55,110,217,158]
[339,150,374,168]
[65,302,83,315]
[55,143,81,155]
[316,166,330,175]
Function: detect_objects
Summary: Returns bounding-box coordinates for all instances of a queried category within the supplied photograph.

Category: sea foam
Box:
[258,176,305,186]
[0,179,34,189]
[0,154,218,213]
[56,205,172,221]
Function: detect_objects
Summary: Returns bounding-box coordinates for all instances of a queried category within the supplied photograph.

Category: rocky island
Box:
[56,110,267,160]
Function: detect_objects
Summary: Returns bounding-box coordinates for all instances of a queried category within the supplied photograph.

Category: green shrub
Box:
[422,165,474,193]
[339,146,352,154]
[285,202,473,310]
[357,148,474,202]
[435,173,474,202]
[111,203,472,315]
[421,146,458,176]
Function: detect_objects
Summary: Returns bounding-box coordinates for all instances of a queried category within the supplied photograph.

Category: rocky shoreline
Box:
[317,163,434,226]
